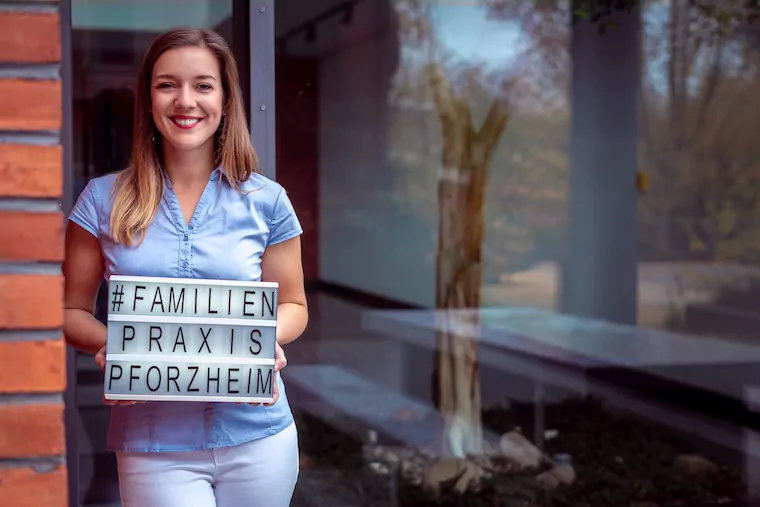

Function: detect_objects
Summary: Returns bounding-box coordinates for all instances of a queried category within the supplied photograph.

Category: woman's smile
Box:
[171,115,203,129]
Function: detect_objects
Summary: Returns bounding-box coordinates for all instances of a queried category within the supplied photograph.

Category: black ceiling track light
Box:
[277,0,365,50]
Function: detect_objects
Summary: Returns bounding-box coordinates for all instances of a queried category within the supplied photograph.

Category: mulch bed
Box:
[292,396,747,507]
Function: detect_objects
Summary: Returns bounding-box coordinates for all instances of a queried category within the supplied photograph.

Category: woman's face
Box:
[150,46,224,157]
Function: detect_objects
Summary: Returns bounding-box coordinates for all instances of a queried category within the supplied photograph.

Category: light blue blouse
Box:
[68,167,303,452]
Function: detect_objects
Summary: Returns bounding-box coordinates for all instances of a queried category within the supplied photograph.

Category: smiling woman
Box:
[109,28,259,243]
[65,4,262,506]
[151,46,225,151]
[63,26,307,507]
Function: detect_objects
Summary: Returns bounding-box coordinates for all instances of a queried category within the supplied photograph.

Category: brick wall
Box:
[0,2,68,507]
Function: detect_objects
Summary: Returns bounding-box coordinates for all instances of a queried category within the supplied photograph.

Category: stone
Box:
[422,457,487,496]
[673,454,717,475]
[499,430,544,469]
[536,462,576,490]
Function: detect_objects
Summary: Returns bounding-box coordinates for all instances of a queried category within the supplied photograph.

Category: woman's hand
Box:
[240,341,287,407]
[274,341,288,374]
[96,345,144,407]
[95,344,107,372]
[263,342,288,407]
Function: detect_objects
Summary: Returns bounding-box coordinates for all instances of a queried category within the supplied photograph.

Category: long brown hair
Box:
[110,27,259,246]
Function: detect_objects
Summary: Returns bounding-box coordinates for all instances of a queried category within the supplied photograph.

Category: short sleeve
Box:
[68,179,100,238]
[268,186,302,246]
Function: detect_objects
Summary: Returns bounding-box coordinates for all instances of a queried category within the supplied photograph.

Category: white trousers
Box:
[116,422,299,507]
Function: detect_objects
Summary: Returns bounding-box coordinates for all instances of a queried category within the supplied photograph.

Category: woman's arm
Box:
[260,235,308,345]
[63,222,108,356]
[64,222,142,407]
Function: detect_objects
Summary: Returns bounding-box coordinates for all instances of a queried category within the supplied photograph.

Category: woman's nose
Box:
[174,87,196,109]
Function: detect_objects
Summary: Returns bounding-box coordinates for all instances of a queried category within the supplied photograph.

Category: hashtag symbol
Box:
[111,284,125,312]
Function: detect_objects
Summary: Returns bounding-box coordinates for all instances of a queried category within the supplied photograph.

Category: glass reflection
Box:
[638,0,760,334]
[277,0,760,505]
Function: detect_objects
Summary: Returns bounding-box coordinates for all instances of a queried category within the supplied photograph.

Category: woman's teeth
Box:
[174,118,200,127]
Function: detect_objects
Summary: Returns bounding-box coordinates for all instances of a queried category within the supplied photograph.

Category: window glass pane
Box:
[275,0,575,504]
[277,1,759,506]
[69,2,244,505]
[637,3,760,500]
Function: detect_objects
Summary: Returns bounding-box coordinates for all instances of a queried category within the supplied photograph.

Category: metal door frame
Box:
[60,0,79,504]
[249,0,276,180]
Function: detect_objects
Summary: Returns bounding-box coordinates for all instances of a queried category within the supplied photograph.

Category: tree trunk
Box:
[428,63,509,458]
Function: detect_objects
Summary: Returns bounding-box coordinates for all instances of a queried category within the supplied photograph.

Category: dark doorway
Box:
[275,56,320,281]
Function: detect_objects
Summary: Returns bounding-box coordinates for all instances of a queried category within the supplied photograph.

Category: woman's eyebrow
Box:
[154,73,218,81]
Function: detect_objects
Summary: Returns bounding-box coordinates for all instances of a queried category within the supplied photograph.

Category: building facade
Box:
[0,2,68,506]
[5,0,760,506]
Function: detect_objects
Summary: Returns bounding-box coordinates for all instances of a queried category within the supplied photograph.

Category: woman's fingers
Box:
[95,346,106,372]
[274,342,287,373]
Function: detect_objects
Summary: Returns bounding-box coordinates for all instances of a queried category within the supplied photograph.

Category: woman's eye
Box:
[198,83,212,90]
[157,82,174,89]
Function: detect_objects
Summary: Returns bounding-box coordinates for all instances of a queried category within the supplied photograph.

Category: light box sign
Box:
[103,275,278,404]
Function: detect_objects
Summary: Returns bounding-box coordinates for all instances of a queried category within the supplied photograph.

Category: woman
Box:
[63,27,307,507]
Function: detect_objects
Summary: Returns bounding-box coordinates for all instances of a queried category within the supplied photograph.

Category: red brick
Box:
[0,212,63,262]
[0,144,62,198]
[0,80,60,131]
[0,340,65,393]
[0,13,60,63]
[0,275,62,329]
[0,466,66,507]
[0,404,65,458]
[0,6,67,505]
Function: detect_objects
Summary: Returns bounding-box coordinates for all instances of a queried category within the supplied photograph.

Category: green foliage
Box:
[573,0,760,35]
[573,0,639,31]
[638,0,760,265]
[393,0,760,283]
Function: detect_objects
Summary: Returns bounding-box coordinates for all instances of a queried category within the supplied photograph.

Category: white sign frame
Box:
[103,275,279,404]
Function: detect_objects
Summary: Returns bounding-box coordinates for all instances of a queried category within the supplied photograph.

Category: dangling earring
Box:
[150,108,155,142]
[218,113,226,146]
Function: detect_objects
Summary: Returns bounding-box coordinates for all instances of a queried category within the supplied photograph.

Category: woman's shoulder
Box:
[69,171,125,237]
[79,170,124,200]
[72,171,126,215]
[237,172,301,242]
[239,171,283,191]
[237,171,289,204]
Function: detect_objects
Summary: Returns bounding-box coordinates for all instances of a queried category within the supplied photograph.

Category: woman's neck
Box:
[161,143,215,190]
